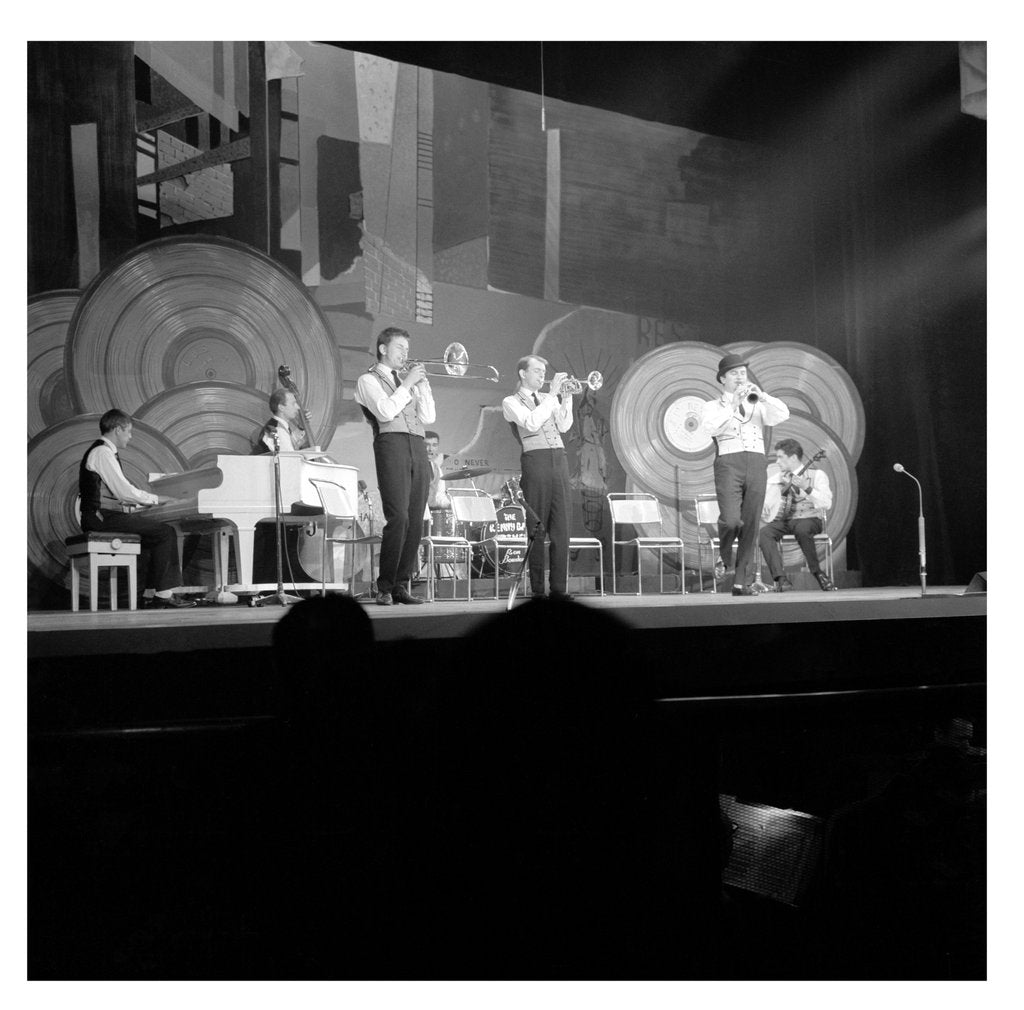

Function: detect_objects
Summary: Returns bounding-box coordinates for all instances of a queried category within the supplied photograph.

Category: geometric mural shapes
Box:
[134,381,271,469]
[354,52,397,145]
[27,290,80,438]
[609,341,725,503]
[135,41,247,133]
[64,236,342,450]
[316,136,363,280]
[27,414,190,590]
[745,341,865,464]
[449,405,523,499]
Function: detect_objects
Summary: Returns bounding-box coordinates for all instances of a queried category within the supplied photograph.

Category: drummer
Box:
[425,430,451,509]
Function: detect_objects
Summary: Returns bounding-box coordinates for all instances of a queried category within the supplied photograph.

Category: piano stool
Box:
[65,532,142,612]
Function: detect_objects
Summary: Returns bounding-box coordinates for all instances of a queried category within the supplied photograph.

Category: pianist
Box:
[355,327,435,605]
[252,388,312,454]
[79,409,196,608]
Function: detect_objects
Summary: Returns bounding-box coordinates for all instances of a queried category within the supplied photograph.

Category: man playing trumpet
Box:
[700,353,790,596]
[355,327,435,605]
[502,355,575,600]
[759,438,834,592]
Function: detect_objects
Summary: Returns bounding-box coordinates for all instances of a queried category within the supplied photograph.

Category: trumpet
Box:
[543,370,604,395]
[737,382,762,404]
[398,341,500,382]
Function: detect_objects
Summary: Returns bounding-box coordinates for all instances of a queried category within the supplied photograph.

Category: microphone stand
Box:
[507,489,545,611]
[251,426,302,607]
[895,464,927,597]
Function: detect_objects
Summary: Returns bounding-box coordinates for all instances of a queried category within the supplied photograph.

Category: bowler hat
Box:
[716,353,749,382]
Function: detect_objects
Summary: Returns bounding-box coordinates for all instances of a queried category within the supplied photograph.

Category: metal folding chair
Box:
[606,492,685,596]
[308,478,382,597]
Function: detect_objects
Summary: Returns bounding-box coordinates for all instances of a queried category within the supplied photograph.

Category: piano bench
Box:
[65,533,142,613]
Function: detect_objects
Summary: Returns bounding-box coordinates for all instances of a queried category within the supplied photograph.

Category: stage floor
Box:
[28,585,985,659]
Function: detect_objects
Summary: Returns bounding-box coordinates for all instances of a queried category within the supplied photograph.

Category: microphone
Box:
[893,463,926,595]
[357,479,367,493]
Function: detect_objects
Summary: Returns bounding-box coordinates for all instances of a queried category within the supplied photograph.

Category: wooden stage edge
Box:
[28,586,985,659]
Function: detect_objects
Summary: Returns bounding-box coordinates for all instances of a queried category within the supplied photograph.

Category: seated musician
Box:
[424,430,451,509]
[79,409,195,608]
[252,388,312,454]
[758,438,834,592]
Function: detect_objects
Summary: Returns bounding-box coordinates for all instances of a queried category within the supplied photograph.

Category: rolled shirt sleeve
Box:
[87,442,158,506]
[502,391,567,432]
[356,369,436,426]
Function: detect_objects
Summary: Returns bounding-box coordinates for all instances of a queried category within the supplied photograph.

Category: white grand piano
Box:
[127,453,359,600]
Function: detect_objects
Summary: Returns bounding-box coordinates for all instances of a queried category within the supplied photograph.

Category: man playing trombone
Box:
[502,355,574,600]
[355,327,435,605]
[700,353,789,596]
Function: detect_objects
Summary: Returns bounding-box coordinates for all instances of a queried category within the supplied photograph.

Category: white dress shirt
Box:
[259,414,307,453]
[85,437,158,507]
[355,365,436,427]
[700,392,789,455]
[762,466,833,522]
[502,388,573,448]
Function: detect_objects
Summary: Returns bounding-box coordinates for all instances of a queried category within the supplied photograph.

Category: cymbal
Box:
[440,466,492,481]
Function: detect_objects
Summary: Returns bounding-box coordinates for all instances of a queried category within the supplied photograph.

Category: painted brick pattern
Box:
[156,130,234,226]
[362,229,416,320]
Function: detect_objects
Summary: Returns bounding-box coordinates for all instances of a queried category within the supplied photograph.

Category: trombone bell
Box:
[398,341,500,382]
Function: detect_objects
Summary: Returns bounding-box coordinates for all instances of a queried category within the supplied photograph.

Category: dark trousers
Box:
[373,432,430,593]
[80,508,179,592]
[759,516,824,579]
[520,449,570,594]
[713,451,767,588]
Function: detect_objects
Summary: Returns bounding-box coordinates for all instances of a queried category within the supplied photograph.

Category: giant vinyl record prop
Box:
[64,236,341,449]
[28,415,189,590]
[28,290,80,438]
[609,341,725,503]
[135,381,271,469]
[745,342,864,464]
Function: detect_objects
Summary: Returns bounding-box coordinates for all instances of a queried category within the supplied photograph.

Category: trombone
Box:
[398,341,500,382]
[542,370,604,395]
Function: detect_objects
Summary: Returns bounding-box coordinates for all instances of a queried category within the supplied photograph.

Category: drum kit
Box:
[423,468,529,580]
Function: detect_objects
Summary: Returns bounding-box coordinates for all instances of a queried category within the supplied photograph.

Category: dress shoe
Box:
[391,586,425,605]
[731,585,755,597]
[375,591,393,606]
[548,590,575,602]
[144,594,197,609]
[775,575,794,593]
[814,572,835,592]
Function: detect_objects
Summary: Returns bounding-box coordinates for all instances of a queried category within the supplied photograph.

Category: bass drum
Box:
[471,505,528,578]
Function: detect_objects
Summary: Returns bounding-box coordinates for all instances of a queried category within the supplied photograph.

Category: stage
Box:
[28,585,986,728]
[29,584,985,656]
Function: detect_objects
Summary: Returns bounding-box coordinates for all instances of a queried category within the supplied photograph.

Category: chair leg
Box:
[110,566,118,611]
[128,558,137,611]
[89,555,99,612]
[70,558,79,612]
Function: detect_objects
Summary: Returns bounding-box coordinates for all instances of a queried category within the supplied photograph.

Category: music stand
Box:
[250,427,303,607]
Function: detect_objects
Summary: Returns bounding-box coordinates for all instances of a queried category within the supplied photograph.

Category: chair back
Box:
[607,492,662,528]
[694,494,720,526]
[448,487,498,525]
[309,478,355,519]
